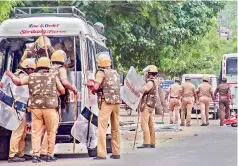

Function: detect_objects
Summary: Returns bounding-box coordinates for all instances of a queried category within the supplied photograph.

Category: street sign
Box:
[160,80,174,91]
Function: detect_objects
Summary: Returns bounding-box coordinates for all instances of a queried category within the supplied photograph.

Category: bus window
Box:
[210,77,217,87]
[226,57,237,75]
[190,78,203,88]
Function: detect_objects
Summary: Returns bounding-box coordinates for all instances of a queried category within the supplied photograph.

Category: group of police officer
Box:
[165,75,232,127]
[3,35,78,163]
[136,68,232,149]
[1,34,233,163]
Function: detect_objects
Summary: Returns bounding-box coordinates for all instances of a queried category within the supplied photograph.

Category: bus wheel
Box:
[0,127,11,160]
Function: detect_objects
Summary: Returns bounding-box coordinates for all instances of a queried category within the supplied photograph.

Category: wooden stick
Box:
[133,103,141,149]
[41,29,50,59]
[73,94,77,153]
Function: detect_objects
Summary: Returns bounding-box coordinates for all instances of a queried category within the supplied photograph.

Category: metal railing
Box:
[14,6,85,19]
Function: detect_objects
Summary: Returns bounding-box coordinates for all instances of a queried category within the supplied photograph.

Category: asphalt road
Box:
[1,121,237,166]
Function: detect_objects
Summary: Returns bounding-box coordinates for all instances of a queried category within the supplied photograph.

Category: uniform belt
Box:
[170,97,179,99]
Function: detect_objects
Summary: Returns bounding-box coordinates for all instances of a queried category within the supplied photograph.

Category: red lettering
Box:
[20,29,66,34]
[125,79,140,98]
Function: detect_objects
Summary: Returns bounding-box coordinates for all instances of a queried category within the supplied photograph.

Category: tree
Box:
[71,1,226,73]
[0,1,20,23]
[3,1,233,77]
[160,28,237,77]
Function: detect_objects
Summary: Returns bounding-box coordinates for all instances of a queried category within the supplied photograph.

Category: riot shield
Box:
[0,74,29,131]
[120,66,146,110]
[71,113,98,149]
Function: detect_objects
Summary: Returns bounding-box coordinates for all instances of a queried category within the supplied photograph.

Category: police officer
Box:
[6,57,65,163]
[40,50,78,160]
[181,76,196,127]
[165,77,182,124]
[214,77,232,126]
[87,52,120,160]
[197,76,215,126]
[53,38,75,68]
[5,59,36,163]
[137,65,158,149]
[21,36,55,62]
[50,50,78,94]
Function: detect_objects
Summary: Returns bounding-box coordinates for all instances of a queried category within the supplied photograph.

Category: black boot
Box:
[8,156,25,163]
[40,154,48,161]
[137,144,151,149]
[201,123,207,126]
[32,156,41,163]
[150,144,155,148]
[186,123,191,127]
[110,155,120,159]
[46,156,57,162]
[93,156,106,160]
[19,154,32,161]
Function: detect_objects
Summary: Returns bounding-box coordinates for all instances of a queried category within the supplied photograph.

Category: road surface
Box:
[1,117,237,166]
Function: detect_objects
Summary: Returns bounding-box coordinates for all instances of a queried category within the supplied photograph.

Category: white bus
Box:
[0,6,114,159]
[221,53,238,111]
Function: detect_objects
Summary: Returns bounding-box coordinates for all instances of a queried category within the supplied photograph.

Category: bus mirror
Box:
[120,73,124,86]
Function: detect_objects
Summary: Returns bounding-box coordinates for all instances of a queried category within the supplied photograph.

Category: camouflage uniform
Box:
[20,71,64,157]
[9,69,28,159]
[40,64,69,156]
[140,78,158,147]
[95,69,121,158]
[214,82,231,125]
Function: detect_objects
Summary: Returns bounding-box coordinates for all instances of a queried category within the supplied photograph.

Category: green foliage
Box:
[160,29,237,77]
[1,1,236,78]
[71,1,227,74]
[0,1,20,23]
[218,1,237,37]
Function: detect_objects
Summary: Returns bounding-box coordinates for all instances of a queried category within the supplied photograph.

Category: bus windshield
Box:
[226,57,237,75]
[190,78,203,88]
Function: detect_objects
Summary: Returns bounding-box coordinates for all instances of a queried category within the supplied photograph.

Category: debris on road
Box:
[120,123,180,132]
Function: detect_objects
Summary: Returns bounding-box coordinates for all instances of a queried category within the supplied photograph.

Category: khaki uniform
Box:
[181,82,196,125]
[214,83,231,125]
[197,82,213,124]
[167,83,182,124]
[95,69,121,158]
[140,78,158,145]
[20,72,64,157]
[9,69,28,158]
[40,64,68,155]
